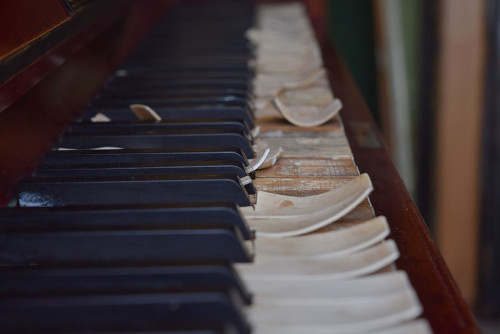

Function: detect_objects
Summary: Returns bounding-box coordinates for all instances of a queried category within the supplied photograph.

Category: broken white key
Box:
[245,270,411,299]
[246,28,313,46]
[252,216,389,258]
[253,67,327,98]
[278,85,334,106]
[129,104,162,122]
[274,95,343,127]
[252,146,282,170]
[366,319,433,334]
[236,240,399,280]
[90,113,111,122]
[249,286,422,333]
[245,148,270,173]
[253,319,432,334]
[250,125,261,139]
[240,173,373,237]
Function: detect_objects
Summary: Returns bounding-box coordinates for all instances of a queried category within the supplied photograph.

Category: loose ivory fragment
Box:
[254,53,321,76]
[245,148,270,173]
[274,95,343,127]
[251,125,261,139]
[235,240,399,280]
[246,28,313,47]
[129,104,162,122]
[257,146,282,170]
[57,147,123,151]
[248,287,422,332]
[252,216,389,258]
[90,113,111,122]
[245,270,411,299]
[240,173,373,237]
[240,176,253,186]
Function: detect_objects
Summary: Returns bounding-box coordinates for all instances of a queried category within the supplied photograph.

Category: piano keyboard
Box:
[0,1,432,333]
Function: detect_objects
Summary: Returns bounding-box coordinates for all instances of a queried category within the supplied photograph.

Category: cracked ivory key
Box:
[130,104,162,122]
[365,319,433,334]
[245,270,412,299]
[256,52,322,77]
[253,67,327,98]
[252,319,432,334]
[248,286,422,333]
[252,146,282,170]
[245,148,270,173]
[274,95,343,128]
[252,216,389,258]
[235,240,399,280]
[240,173,373,237]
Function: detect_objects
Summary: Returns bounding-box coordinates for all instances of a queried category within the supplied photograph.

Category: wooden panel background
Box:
[434,0,486,304]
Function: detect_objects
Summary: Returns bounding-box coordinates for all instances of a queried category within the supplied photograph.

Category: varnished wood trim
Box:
[434,0,486,305]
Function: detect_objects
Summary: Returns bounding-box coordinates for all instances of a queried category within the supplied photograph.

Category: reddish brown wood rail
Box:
[0,0,71,62]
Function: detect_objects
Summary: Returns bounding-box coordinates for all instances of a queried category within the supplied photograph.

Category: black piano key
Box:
[43,148,249,167]
[81,106,254,128]
[109,77,249,89]
[0,203,252,240]
[123,60,249,69]
[90,97,251,111]
[34,161,249,179]
[67,119,252,139]
[0,264,252,304]
[110,69,251,80]
[0,227,252,265]
[0,292,250,333]
[96,88,250,101]
[32,161,257,194]
[117,64,253,75]
[18,174,251,207]
[58,130,254,158]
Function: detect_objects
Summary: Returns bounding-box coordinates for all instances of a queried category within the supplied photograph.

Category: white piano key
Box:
[245,270,411,299]
[240,173,373,237]
[366,319,433,334]
[250,216,390,258]
[236,240,399,280]
[253,319,432,334]
[249,287,422,332]
[274,96,343,128]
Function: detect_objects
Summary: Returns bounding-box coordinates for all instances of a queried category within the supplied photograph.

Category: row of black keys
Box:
[1,1,260,332]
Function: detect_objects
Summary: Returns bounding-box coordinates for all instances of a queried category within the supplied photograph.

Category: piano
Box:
[0,0,478,333]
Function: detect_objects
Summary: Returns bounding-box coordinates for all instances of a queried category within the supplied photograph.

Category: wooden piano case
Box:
[0,0,478,332]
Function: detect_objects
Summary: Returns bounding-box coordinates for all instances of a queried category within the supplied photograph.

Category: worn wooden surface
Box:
[253,104,374,234]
